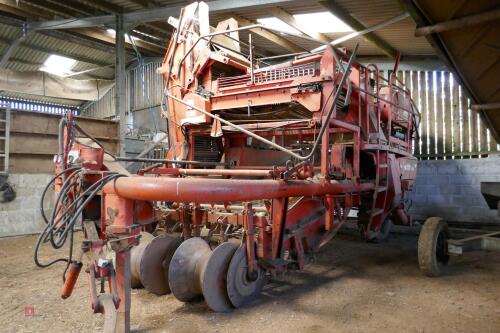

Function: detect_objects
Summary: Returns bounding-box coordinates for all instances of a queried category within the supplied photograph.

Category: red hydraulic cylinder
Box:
[61,261,83,299]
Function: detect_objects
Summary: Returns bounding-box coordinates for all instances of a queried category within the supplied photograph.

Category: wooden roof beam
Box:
[267,7,331,44]
[231,14,305,53]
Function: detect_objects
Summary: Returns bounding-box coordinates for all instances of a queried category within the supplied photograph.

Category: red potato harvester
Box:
[34,2,419,332]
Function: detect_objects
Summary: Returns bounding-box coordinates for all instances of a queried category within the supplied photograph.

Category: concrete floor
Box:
[1,232,500,333]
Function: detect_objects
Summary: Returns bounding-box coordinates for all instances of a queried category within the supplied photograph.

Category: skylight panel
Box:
[294,12,352,33]
[40,54,76,77]
[257,11,352,36]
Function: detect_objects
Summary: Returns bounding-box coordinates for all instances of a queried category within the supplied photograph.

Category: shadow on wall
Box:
[0,175,16,203]
[0,174,53,237]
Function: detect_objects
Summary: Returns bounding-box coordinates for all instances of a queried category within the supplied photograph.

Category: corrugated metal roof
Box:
[0,0,437,106]
[210,0,435,56]
[0,22,117,78]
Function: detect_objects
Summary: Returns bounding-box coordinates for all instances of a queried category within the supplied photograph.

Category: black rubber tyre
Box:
[418,217,450,277]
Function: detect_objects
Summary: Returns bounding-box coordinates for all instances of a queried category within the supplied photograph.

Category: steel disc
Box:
[169,237,211,302]
[140,234,181,295]
[226,246,265,308]
[202,242,238,312]
[131,232,155,288]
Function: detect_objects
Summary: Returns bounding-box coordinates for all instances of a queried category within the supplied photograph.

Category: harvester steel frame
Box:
[36,2,420,332]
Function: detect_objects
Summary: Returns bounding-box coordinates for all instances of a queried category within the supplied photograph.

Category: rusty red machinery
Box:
[34,2,419,332]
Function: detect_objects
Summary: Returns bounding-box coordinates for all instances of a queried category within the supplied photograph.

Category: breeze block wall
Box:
[0,174,53,237]
[409,156,500,223]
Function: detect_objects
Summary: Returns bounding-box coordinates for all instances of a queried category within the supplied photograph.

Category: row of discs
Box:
[131,233,265,312]
[131,233,181,294]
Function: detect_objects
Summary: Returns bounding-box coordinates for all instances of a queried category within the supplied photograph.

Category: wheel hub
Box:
[226,246,265,308]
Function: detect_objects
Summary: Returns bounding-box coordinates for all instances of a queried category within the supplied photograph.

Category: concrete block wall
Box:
[0,174,53,237]
[409,156,500,223]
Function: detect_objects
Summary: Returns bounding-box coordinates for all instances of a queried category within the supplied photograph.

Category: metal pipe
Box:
[173,168,273,177]
[471,102,500,111]
[166,44,358,161]
[415,8,500,36]
[104,176,374,203]
[115,156,226,166]
[312,13,410,52]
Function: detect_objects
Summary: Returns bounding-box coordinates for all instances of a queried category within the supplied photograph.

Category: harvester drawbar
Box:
[34,2,419,332]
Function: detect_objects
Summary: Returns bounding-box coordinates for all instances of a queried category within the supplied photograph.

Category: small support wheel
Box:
[418,217,450,277]
[359,218,393,243]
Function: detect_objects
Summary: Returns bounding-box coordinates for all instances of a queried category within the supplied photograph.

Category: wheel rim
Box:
[436,230,449,264]
[226,246,265,308]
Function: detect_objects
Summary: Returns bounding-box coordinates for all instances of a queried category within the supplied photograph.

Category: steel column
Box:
[115,14,127,158]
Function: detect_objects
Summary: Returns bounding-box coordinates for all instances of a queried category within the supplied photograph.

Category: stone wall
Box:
[409,156,500,223]
[0,174,53,237]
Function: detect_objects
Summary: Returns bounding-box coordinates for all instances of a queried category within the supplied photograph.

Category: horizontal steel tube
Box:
[176,168,273,177]
[104,177,374,203]
[115,156,226,166]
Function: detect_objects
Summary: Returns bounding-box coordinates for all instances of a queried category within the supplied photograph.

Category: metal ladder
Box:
[366,149,389,236]
[365,69,390,237]
[0,104,11,174]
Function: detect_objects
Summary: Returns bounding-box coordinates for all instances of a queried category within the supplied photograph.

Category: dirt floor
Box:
[1,231,500,333]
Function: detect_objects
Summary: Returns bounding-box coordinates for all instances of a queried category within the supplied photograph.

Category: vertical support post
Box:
[271,197,288,259]
[321,115,330,177]
[353,131,360,179]
[180,204,192,239]
[324,195,335,231]
[244,203,257,273]
[4,106,10,174]
[255,215,271,260]
[192,204,202,237]
[115,14,127,158]
[249,34,254,85]
[104,192,134,333]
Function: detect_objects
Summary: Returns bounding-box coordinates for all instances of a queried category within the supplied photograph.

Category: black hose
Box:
[40,166,82,224]
[48,170,84,249]
[34,173,125,268]
[52,174,124,249]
